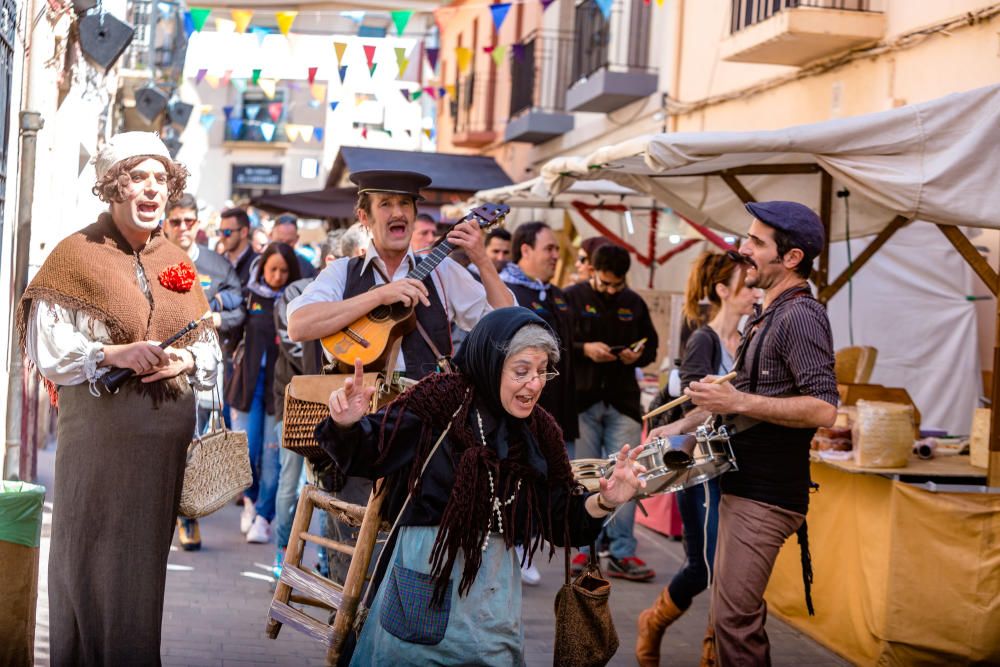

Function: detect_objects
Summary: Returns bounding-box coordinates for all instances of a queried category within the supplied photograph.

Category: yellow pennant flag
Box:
[275,11,297,36]
[423,128,432,140]
[214,17,235,33]
[285,125,300,142]
[455,47,472,74]
[310,83,327,102]
[334,41,348,67]
[397,60,409,77]
[394,47,407,70]
[445,84,456,99]
[298,126,313,143]
[231,10,253,33]
[491,45,507,67]
[656,0,664,5]
[258,78,277,99]
[204,74,220,88]
[355,93,365,107]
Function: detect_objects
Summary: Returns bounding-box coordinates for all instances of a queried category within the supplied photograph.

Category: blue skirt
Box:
[351,526,524,666]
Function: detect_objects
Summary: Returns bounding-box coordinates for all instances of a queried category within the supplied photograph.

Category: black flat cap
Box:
[349,169,431,200]
[745,201,825,258]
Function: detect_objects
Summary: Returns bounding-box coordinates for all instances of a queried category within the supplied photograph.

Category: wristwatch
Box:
[595,494,618,513]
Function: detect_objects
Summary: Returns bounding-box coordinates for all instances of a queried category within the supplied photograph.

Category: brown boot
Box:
[700,623,717,667]
[636,588,684,666]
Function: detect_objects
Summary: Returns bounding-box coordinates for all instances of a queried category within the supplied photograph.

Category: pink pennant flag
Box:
[363,45,376,70]
[308,67,318,84]
[268,102,282,122]
[423,86,437,100]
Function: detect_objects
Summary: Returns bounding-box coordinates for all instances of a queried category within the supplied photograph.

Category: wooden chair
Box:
[835,346,878,384]
[265,484,389,665]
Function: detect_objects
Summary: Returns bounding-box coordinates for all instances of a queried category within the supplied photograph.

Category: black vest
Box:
[342,256,452,380]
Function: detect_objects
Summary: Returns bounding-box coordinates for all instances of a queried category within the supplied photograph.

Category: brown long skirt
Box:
[49,382,195,667]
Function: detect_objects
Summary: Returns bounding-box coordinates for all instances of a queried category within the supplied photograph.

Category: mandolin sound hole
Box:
[369,305,391,322]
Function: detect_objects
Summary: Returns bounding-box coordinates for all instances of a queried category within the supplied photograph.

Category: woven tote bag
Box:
[553,547,618,667]
[179,396,252,519]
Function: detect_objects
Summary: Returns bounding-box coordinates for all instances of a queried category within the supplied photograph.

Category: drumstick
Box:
[642,371,737,421]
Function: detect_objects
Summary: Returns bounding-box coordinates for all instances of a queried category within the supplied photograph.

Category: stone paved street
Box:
[33,445,847,666]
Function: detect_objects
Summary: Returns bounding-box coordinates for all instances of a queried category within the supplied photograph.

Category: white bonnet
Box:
[92,132,172,180]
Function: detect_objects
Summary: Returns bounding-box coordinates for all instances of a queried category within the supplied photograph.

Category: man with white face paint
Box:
[16,132,222,663]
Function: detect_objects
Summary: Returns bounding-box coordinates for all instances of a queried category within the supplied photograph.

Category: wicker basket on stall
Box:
[282,373,384,463]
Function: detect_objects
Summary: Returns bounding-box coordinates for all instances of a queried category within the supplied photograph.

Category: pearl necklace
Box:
[476,409,520,552]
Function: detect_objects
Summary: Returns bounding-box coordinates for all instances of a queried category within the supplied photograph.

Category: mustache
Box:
[727,250,755,269]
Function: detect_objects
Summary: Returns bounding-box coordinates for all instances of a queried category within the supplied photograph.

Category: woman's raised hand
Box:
[598,444,647,507]
[328,358,376,427]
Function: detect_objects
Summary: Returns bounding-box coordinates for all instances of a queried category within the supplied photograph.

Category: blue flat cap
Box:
[745,201,824,257]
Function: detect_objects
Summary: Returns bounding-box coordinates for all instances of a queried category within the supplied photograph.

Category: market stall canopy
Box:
[326,146,513,195]
[251,187,358,220]
[540,83,1000,240]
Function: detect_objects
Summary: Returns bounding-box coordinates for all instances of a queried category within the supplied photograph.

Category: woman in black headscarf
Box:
[316,307,646,665]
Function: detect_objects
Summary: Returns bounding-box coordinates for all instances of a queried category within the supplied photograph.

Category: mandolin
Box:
[321,203,510,369]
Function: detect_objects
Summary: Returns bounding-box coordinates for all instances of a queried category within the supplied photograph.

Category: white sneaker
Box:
[246,515,272,544]
[516,546,541,586]
[240,497,256,534]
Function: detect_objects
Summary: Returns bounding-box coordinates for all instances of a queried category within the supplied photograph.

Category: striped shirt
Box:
[733,285,839,406]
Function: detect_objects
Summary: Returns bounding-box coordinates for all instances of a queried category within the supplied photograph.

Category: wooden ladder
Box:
[265,484,388,666]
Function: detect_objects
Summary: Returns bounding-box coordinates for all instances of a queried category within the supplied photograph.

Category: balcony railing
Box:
[452,69,500,146]
[509,30,573,118]
[571,0,653,83]
[730,0,882,34]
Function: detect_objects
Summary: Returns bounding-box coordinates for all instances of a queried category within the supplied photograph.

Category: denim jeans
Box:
[254,414,281,522]
[274,422,305,549]
[575,401,642,559]
[668,478,721,610]
[231,370,276,508]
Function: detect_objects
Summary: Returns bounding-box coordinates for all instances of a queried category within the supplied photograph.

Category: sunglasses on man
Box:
[167,216,197,227]
[218,228,240,237]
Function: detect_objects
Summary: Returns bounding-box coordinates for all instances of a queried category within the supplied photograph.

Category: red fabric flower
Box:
[158,262,197,292]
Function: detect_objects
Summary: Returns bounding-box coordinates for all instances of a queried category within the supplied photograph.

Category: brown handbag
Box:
[553,547,619,667]
[282,372,384,463]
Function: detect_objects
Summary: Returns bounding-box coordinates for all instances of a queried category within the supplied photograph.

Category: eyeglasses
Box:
[167,216,197,227]
[576,255,589,264]
[219,228,239,237]
[594,275,627,291]
[509,369,559,385]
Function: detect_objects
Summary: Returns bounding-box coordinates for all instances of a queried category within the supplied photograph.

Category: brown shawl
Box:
[16,213,210,402]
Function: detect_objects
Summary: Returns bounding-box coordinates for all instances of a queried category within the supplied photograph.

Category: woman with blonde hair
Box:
[636,250,757,666]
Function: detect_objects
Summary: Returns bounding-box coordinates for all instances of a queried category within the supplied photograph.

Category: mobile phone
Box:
[610,337,647,354]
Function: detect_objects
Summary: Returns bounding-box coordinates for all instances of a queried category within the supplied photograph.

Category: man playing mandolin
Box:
[286,170,514,379]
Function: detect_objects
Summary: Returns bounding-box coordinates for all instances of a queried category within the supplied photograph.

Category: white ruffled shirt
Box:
[27,299,221,397]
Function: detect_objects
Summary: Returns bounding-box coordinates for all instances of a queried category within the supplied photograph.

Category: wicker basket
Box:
[283,373,383,462]
[179,427,252,519]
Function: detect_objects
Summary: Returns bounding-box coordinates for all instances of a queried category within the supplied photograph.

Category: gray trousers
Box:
[711,494,804,667]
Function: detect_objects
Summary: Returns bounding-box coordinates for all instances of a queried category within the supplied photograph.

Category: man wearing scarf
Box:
[16,132,221,664]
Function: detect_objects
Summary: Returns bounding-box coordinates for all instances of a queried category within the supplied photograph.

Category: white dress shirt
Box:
[287,239,510,371]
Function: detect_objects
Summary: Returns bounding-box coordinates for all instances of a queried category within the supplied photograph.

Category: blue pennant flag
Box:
[489,3,511,33]
[227,118,244,137]
[183,11,195,39]
[330,101,339,112]
[595,0,613,19]
[244,104,261,120]
[313,127,324,142]
[338,66,348,84]
[260,122,276,142]
[199,113,216,131]
[222,105,234,120]
[250,26,269,46]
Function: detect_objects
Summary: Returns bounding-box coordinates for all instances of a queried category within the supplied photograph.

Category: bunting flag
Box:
[195,68,208,84]
[595,0,612,19]
[483,45,494,54]
[189,7,211,31]
[308,99,321,109]
[250,26,268,46]
[221,70,233,87]
[423,128,432,140]
[390,10,412,35]
[183,11,195,38]
[396,59,409,78]
[491,45,507,66]
[231,78,247,93]
[227,118,244,137]
[425,47,439,72]
[369,64,378,77]
[308,66,318,84]
[199,113,216,131]
[394,47,407,71]
[412,90,423,101]
[455,47,472,73]
[361,127,368,139]
[310,83,327,102]
[330,101,339,111]
[259,79,277,99]
[231,9,253,33]
[245,104,261,120]
[338,65,348,84]
[423,86,436,100]
[405,129,412,137]
[401,89,411,101]
[384,129,392,138]
[334,41,348,66]
[214,17,235,33]
[540,0,557,10]
[268,102,282,121]
[445,84,456,98]
[313,127,324,142]
[285,125,300,142]
[204,74,219,88]
[251,68,262,84]
[438,86,446,98]
[222,105,234,120]
[657,0,664,5]
[512,43,526,62]
[363,45,376,70]
[275,11,297,36]
[489,3,511,33]
[298,125,313,143]
[260,122,276,142]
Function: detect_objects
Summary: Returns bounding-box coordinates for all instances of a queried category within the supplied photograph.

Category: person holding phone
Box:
[564,243,659,580]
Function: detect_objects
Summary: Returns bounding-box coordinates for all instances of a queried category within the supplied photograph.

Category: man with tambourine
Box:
[648,201,838,666]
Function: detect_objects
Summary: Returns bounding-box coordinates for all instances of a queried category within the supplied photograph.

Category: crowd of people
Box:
[20,131,838,666]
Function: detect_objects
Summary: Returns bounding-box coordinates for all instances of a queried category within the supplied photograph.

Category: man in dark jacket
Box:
[270,212,318,279]
[219,207,258,292]
[565,243,658,580]
[164,193,246,551]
